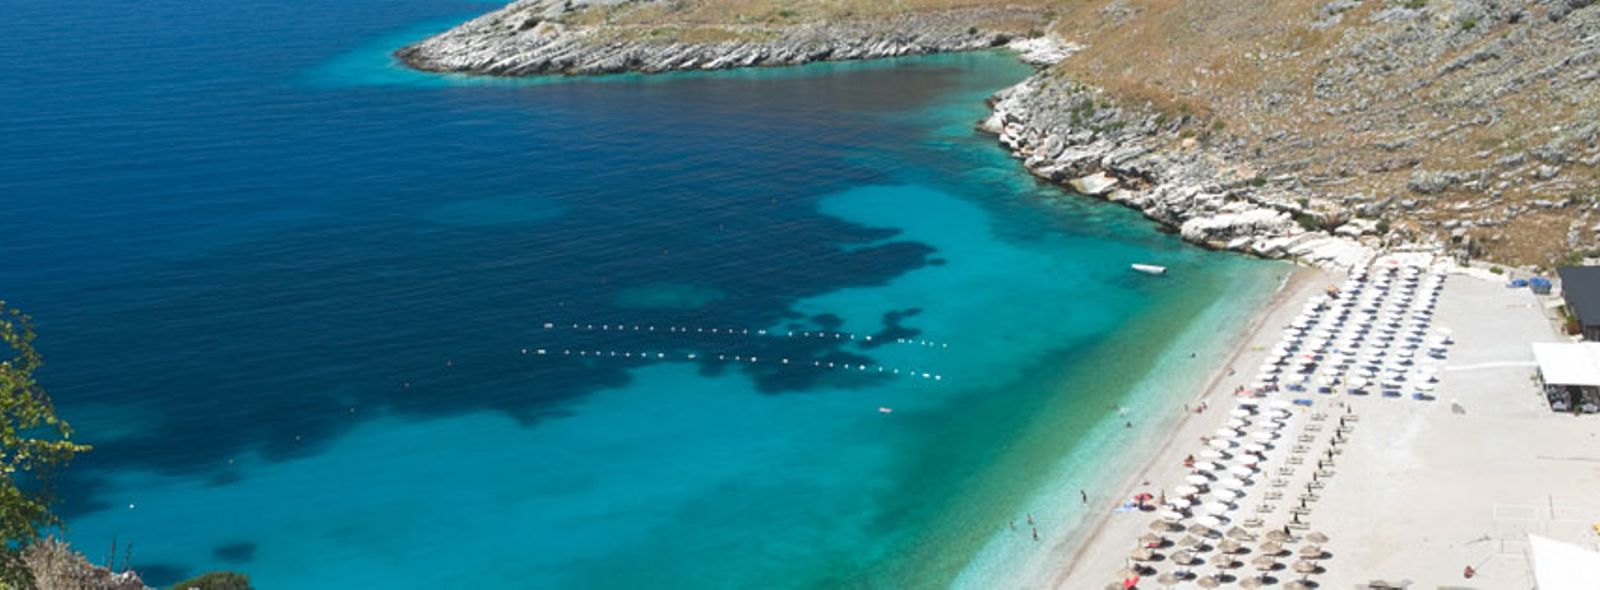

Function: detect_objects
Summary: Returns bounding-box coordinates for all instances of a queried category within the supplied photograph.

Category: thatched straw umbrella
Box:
[1227,526,1257,542]
[1210,554,1239,568]
[1217,539,1244,554]
[1149,520,1179,533]
[1171,551,1198,566]
[1251,555,1278,570]
[1156,572,1181,587]
[1266,528,1293,542]
[1259,540,1285,555]
[1305,531,1330,543]
[1284,580,1314,590]
[1299,544,1325,559]
[1238,576,1264,589]
[1130,547,1157,561]
[1139,533,1165,547]
[1293,559,1319,574]
[1196,575,1222,589]
[1177,535,1202,549]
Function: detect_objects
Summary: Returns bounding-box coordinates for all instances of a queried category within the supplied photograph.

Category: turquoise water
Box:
[0,1,1278,586]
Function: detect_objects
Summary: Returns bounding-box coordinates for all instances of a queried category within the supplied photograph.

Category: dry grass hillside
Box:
[1040,0,1600,266]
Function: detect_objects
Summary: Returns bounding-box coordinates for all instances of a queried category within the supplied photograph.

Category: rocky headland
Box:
[396,0,1047,75]
[398,0,1600,268]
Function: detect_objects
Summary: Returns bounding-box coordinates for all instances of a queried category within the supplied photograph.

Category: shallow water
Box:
[0,0,1277,586]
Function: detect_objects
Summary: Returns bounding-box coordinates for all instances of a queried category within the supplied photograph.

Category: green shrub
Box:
[1490,266,1504,274]
[171,571,253,590]
[1295,214,1323,232]
[1403,0,1427,9]
[1459,16,1477,31]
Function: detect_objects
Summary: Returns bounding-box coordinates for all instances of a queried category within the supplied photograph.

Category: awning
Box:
[1531,343,1600,387]
[1528,534,1600,589]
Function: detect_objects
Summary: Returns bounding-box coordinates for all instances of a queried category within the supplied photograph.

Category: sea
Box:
[0,0,1282,586]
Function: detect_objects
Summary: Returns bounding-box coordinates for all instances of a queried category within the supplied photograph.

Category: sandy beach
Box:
[1036,259,1600,588]
[1030,264,1330,587]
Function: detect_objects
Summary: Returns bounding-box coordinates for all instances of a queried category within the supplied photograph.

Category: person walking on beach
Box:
[1031,526,1039,541]
[1080,490,1087,504]
[1026,513,1033,525]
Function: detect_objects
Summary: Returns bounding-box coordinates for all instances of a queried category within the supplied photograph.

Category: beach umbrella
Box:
[1198,461,1227,473]
[1172,550,1198,564]
[1259,540,1284,555]
[1226,418,1250,429]
[1226,526,1256,541]
[1209,554,1238,567]
[1217,478,1247,491]
[1265,529,1292,542]
[1195,515,1224,529]
[1217,539,1243,554]
[1139,533,1165,546]
[1229,409,1252,418]
[1199,449,1228,460]
[1201,502,1232,516]
[1188,523,1217,537]
[1292,559,1319,574]
[1250,431,1275,442]
[1159,510,1186,522]
[1238,576,1264,589]
[1305,531,1330,543]
[1237,399,1261,408]
[1227,466,1254,479]
[1185,475,1211,486]
[1196,576,1221,589]
[1252,555,1277,569]
[1176,535,1202,548]
[1150,519,1179,532]
[1175,485,1202,496]
[1269,399,1293,410]
[1207,438,1233,450]
[1156,572,1180,587]
[1130,547,1158,561]
[1298,544,1325,558]
[1215,428,1241,439]
[1283,580,1313,590]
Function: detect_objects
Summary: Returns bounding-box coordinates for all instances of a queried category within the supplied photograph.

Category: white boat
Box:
[1131,263,1168,275]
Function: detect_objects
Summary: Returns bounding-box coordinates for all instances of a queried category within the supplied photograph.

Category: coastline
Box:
[1027,265,1327,588]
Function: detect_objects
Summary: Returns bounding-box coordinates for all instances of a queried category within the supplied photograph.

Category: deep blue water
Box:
[0,0,1278,586]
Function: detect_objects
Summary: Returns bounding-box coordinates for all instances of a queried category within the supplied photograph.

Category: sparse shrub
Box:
[1490,266,1504,274]
[1459,16,1477,31]
[967,26,978,35]
[1403,0,1427,9]
[1250,175,1268,187]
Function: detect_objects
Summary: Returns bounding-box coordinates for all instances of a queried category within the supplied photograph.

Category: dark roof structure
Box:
[1557,266,1600,326]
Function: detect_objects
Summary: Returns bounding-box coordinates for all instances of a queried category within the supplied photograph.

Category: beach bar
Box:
[1531,342,1600,413]
[1556,267,1600,340]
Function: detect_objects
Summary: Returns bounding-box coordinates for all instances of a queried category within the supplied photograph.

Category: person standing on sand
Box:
[1081,490,1087,504]
[1032,526,1039,541]
[1027,513,1033,525]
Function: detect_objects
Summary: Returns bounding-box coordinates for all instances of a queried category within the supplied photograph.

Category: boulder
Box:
[1069,171,1119,196]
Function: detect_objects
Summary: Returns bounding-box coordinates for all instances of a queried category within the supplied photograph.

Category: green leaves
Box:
[0,301,91,587]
